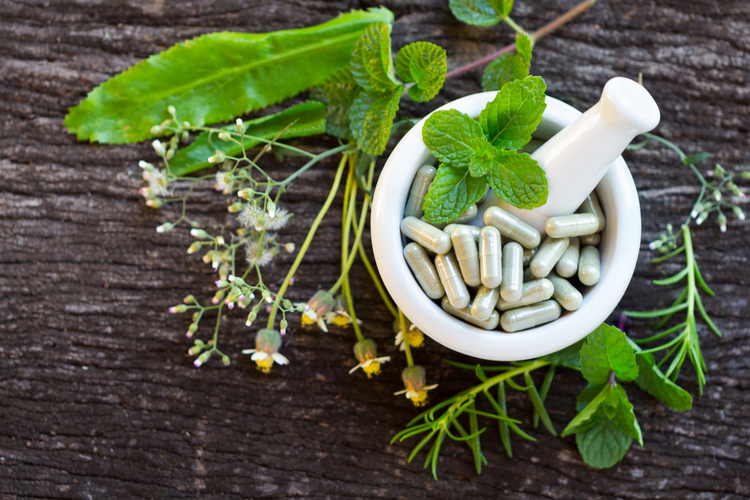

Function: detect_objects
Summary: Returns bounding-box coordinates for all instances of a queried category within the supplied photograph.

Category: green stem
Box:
[503,17,529,38]
[399,309,415,367]
[266,154,348,329]
[684,225,696,321]
[343,276,364,342]
[328,183,370,296]
[280,144,350,186]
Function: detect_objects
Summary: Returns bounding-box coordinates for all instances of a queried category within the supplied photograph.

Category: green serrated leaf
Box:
[349,89,402,155]
[395,42,447,102]
[468,141,497,177]
[576,383,607,412]
[422,109,485,167]
[310,82,360,139]
[563,385,610,436]
[449,0,503,26]
[485,149,548,209]
[478,75,546,150]
[64,8,393,144]
[580,324,639,385]
[481,33,532,91]
[576,417,633,469]
[495,0,514,17]
[609,385,643,446]
[423,164,488,223]
[634,351,693,411]
[350,22,400,94]
[168,102,325,176]
[541,339,584,371]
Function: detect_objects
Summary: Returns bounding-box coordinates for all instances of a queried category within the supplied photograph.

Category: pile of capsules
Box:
[401,165,605,333]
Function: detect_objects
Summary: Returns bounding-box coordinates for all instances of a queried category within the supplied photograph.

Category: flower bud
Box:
[238,188,254,200]
[222,355,231,366]
[150,125,163,135]
[219,131,232,141]
[169,304,187,313]
[256,329,282,354]
[236,118,245,133]
[167,105,176,118]
[285,242,295,253]
[246,311,257,326]
[192,312,200,322]
[187,241,202,254]
[648,240,662,250]
[208,150,226,163]
[194,351,211,368]
[228,202,244,213]
[191,228,210,239]
[181,131,189,142]
[139,160,154,171]
[212,289,225,305]
[216,236,225,246]
[402,365,427,392]
[713,190,722,201]
[152,140,166,156]
[741,171,750,180]
[718,213,727,233]
[183,295,197,304]
[697,211,708,225]
[267,201,276,218]
[733,206,745,220]
[280,319,288,335]
[156,222,174,233]
[187,322,198,338]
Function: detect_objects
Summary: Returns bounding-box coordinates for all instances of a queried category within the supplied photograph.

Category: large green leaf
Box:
[576,417,633,469]
[541,339,584,371]
[634,352,693,411]
[349,89,402,155]
[168,103,325,176]
[422,109,485,167]
[609,385,643,446]
[422,164,488,223]
[64,8,393,144]
[350,22,400,94]
[395,41,447,102]
[483,149,548,209]
[449,0,503,26]
[580,324,639,385]
[478,75,546,150]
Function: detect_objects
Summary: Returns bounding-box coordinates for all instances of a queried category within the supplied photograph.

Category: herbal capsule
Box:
[444,224,480,241]
[496,278,555,311]
[404,165,437,219]
[547,271,583,311]
[500,242,524,302]
[577,191,606,232]
[454,204,478,224]
[484,206,541,249]
[442,297,500,330]
[545,213,599,238]
[435,253,470,309]
[451,226,481,287]
[530,236,570,278]
[500,300,562,333]
[522,246,537,267]
[555,236,580,278]
[578,245,601,286]
[479,226,502,288]
[420,216,447,230]
[401,216,452,254]
[403,243,445,300]
[580,232,601,247]
[471,285,500,320]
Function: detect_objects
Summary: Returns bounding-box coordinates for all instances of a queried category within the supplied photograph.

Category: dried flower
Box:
[300,290,336,332]
[242,329,289,373]
[394,365,438,406]
[349,339,390,378]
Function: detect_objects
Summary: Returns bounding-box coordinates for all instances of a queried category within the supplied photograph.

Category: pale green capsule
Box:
[401,216,452,254]
[577,191,606,232]
[454,203,478,224]
[479,226,502,288]
[444,224,480,241]
[530,236,570,278]
[500,242,523,302]
[442,297,500,330]
[522,246,537,267]
[496,278,555,311]
[471,285,500,320]
[555,236,580,278]
[451,226,481,287]
[500,300,561,333]
[580,232,601,247]
[435,253,470,309]
[404,165,437,219]
[578,245,601,286]
[403,242,445,300]
[545,213,599,238]
[547,271,583,311]
[484,206,541,249]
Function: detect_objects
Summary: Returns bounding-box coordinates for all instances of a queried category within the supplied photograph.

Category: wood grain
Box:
[1,0,749,498]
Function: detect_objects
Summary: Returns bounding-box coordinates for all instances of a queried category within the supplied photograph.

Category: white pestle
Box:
[480,77,660,232]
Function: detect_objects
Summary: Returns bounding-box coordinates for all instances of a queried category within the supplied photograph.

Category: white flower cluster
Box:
[238,204,292,231]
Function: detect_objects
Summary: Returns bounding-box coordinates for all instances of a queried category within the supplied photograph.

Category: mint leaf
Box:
[562,386,610,436]
[634,352,693,411]
[449,0,503,26]
[350,22,400,94]
[576,383,607,412]
[576,417,633,469]
[485,149,548,209]
[482,33,532,91]
[495,0,514,17]
[541,339,584,371]
[64,8,393,144]
[395,42,447,102]
[478,75,546,150]
[609,385,643,446]
[422,109,485,167]
[310,82,360,139]
[468,141,497,177]
[423,165,488,223]
[349,89,402,155]
[580,324,639,385]
[169,102,325,176]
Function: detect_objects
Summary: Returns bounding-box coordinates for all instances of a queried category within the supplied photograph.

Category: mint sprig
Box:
[449,0,514,26]
[395,42,447,102]
[422,75,548,223]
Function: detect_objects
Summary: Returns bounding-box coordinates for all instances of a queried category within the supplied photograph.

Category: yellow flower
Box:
[349,339,390,378]
[323,295,362,329]
[242,329,289,373]
[394,325,424,351]
[301,290,336,332]
[394,366,438,407]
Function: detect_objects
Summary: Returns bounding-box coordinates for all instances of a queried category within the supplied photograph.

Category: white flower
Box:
[214,171,233,194]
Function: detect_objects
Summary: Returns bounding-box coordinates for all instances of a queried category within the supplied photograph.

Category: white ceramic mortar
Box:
[370,92,642,361]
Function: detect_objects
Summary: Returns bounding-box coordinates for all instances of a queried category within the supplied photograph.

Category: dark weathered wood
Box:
[1,0,749,498]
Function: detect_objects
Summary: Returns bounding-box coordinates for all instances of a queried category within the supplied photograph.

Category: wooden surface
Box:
[2,0,749,498]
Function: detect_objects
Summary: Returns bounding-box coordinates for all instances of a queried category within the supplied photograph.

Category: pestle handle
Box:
[482,77,660,232]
